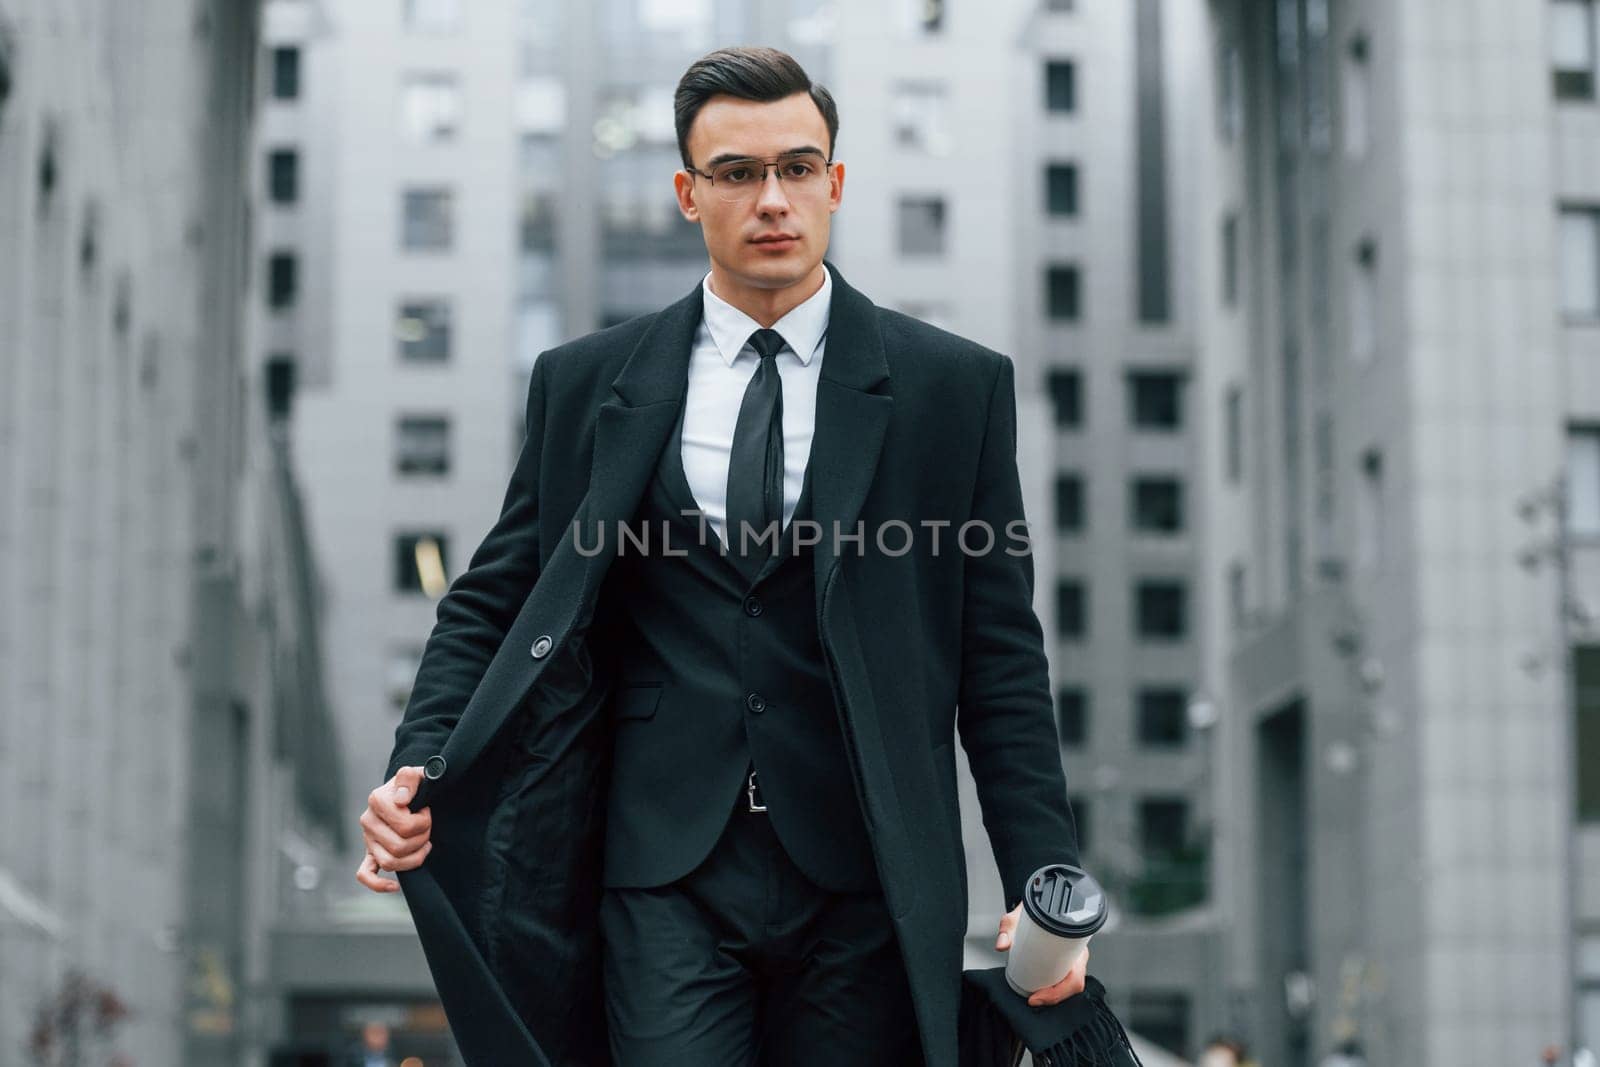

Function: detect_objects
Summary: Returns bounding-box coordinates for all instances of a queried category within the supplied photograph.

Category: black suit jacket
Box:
[387,260,1105,1066]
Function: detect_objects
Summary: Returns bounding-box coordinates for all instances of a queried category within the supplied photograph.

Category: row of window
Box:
[1064,794,1195,860]
[1057,577,1188,640]
[1044,367,1187,430]
[1057,686,1194,749]
[1056,473,1184,534]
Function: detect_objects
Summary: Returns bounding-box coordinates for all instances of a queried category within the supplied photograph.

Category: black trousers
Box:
[599,780,923,1065]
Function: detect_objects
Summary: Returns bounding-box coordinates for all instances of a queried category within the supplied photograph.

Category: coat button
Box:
[423,754,447,780]
[745,692,766,714]
[531,634,553,658]
[743,595,763,617]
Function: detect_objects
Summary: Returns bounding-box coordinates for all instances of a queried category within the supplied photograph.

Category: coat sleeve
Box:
[385,352,551,781]
[955,352,1083,912]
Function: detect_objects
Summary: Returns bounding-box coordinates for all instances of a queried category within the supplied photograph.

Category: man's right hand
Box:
[356,765,433,893]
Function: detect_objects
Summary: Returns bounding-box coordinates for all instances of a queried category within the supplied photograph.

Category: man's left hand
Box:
[995,902,1090,1007]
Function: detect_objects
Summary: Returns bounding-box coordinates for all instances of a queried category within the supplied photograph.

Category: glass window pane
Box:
[896,196,946,255]
[890,82,949,154]
[402,188,454,251]
[1562,209,1600,318]
[1046,163,1078,216]
[1553,1,1595,70]
[397,298,452,362]
[1046,59,1076,112]
[1568,428,1600,535]
[401,73,461,142]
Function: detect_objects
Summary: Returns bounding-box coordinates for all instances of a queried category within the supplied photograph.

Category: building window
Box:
[265,354,295,419]
[1357,447,1384,571]
[404,0,462,32]
[1343,32,1371,158]
[402,187,454,251]
[1138,796,1189,856]
[1128,370,1183,430]
[897,196,947,256]
[1046,264,1081,321]
[1137,688,1188,747]
[1068,795,1089,855]
[1056,688,1088,746]
[267,148,298,204]
[1047,368,1082,429]
[1574,647,1600,824]
[1225,384,1243,483]
[1568,426,1600,536]
[1553,0,1598,100]
[890,82,949,154]
[1562,206,1600,319]
[900,0,944,33]
[396,414,451,476]
[1351,238,1378,361]
[1135,579,1186,639]
[395,531,450,596]
[1045,162,1079,217]
[267,251,297,309]
[1131,476,1183,533]
[401,73,462,142]
[1057,579,1086,638]
[271,46,301,100]
[387,644,424,714]
[397,298,452,363]
[1221,212,1239,306]
[1056,473,1084,533]
[1045,59,1076,112]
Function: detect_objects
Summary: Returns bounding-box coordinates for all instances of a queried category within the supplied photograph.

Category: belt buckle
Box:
[746,770,767,813]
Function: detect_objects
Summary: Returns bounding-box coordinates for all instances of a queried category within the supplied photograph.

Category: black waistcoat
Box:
[592,401,879,892]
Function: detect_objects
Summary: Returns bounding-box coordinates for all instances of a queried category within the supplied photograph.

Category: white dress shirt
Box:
[679,265,832,549]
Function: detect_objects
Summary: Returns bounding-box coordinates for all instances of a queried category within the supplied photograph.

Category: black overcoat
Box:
[386,260,1141,1066]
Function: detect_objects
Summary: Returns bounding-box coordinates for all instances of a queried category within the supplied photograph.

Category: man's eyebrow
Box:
[702,146,827,166]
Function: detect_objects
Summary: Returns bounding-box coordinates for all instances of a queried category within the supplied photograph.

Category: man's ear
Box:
[674,170,701,223]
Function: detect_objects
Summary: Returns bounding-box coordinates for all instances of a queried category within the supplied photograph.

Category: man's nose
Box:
[755,168,791,212]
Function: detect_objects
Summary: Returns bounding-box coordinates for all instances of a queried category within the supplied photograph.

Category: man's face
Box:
[674,91,844,291]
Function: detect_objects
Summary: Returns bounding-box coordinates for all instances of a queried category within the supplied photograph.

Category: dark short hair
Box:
[674,46,839,171]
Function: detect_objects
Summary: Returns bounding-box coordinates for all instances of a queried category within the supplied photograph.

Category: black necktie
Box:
[725,328,786,579]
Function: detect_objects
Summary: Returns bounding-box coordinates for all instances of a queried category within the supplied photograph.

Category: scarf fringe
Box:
[1029,993,1145,1066]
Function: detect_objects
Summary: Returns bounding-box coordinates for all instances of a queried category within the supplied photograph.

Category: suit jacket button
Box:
[531,634,553,658]
[745,692,766,714]
[423,754,447,780]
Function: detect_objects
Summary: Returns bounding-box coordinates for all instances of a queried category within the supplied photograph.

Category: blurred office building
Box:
[1198,0,1599,1064]
[0,1,347,1066]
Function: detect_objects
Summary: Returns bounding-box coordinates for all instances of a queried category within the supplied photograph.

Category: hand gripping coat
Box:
[386,261,1144,1066]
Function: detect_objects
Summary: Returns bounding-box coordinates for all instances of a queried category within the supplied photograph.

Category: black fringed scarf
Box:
[958,969,1145,1067]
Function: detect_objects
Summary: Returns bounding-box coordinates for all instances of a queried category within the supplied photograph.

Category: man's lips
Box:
[751,234,799,245]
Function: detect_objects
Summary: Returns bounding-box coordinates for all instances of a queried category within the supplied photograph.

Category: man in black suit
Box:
[357,45,1087,1066]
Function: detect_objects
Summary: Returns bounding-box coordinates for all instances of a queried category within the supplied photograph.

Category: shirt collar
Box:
[700,265,831,368]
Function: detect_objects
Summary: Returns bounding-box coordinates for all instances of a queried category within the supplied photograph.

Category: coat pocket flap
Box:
[614,684,664,721]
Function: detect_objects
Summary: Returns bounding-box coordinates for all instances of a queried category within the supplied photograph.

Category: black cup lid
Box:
[1022,863,1107,938]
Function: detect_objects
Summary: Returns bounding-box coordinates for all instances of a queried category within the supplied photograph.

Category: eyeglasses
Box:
[685,151,835,203]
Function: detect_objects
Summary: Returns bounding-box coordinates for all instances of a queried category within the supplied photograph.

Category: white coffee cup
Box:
[1003,863,1107,996]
